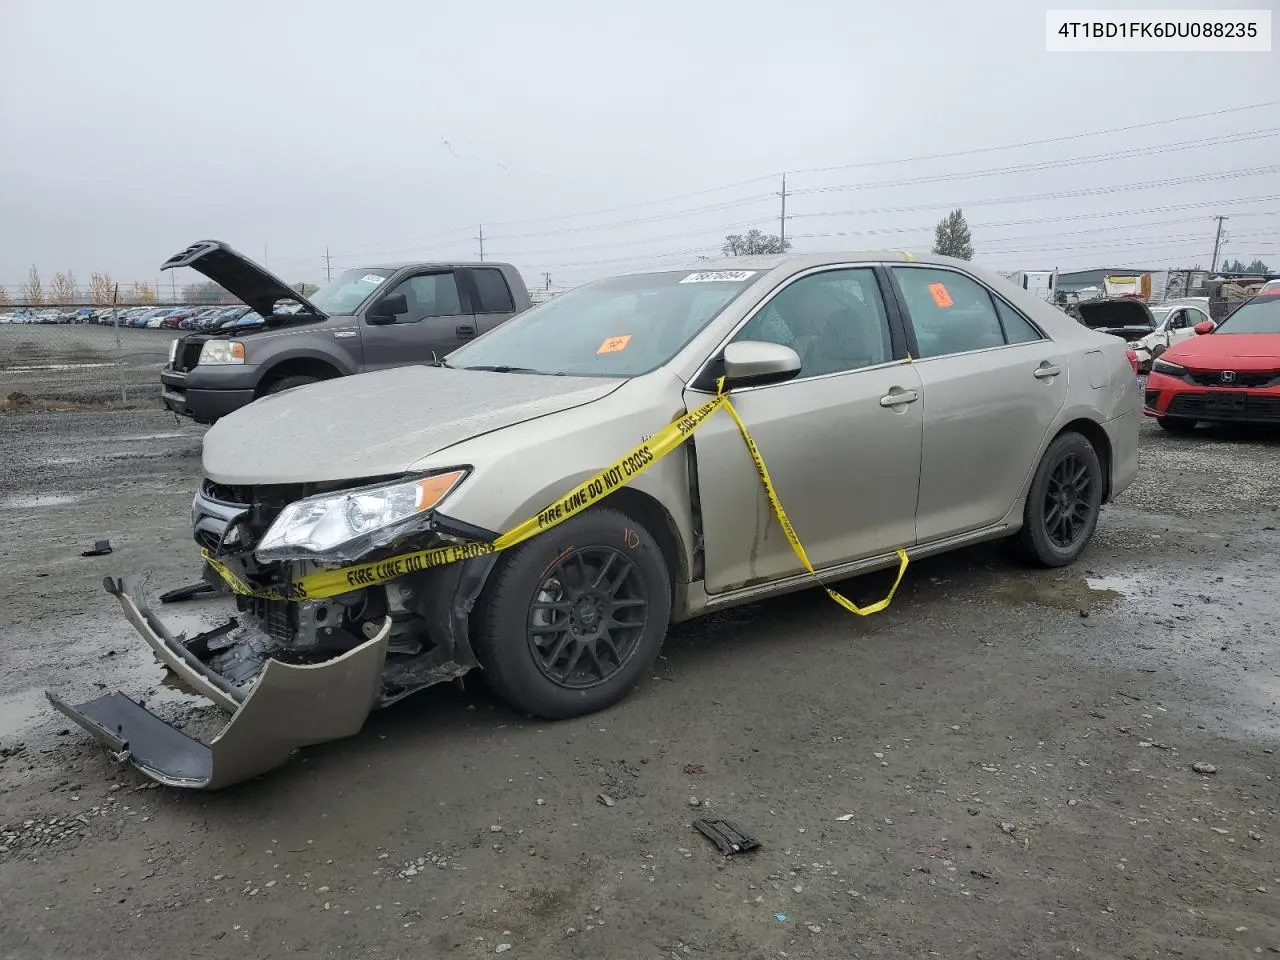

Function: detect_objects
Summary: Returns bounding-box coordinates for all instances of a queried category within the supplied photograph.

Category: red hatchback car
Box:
[1144,287,1280,432]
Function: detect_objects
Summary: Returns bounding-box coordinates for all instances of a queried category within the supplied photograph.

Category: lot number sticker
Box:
[679,270,757,284]
[928,282,953,308]
[361,274,385,285]
[598,335,632,354]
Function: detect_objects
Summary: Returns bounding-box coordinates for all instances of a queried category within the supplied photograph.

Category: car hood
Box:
[202,365,626,485]
[1164,333,1280,371]
[162,240,325,320]
[1076,298,1154,332]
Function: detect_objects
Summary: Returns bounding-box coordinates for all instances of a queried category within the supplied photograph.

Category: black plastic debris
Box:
[81,540,113,557]
[693,818,760,855]
[159,581,218,604]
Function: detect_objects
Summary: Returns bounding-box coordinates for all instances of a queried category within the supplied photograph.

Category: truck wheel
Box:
[475,507,671,720]
[1151,343,1166,359]
[262,374,320,395]
[1015,431,1103,568]
[1157,416,1197,434]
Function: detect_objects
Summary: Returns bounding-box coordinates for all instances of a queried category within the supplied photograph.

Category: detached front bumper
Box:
[48,577,390,789]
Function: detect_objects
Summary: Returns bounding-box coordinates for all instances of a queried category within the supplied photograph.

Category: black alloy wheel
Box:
[1043,452,1094,549]
[527,547,649,689]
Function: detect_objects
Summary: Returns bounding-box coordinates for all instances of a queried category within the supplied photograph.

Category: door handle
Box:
[456,324,475,339]
[879,388,919,407]
[1033,364,1062,379]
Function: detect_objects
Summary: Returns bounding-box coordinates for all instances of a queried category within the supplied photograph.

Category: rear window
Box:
[473,268,515,314]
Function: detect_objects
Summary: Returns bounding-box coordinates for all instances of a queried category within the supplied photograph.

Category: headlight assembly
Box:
[1151,358,1186,377]
[199,340,246,365]
[255,470,468,564]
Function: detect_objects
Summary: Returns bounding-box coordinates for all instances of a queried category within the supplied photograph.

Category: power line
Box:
[788,129,1280,198]
[787,167,1280,221]
[788,98,1280,176]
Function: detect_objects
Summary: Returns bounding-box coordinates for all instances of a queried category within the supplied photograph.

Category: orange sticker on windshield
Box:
[598,335,632,354]
[928,282,953,308]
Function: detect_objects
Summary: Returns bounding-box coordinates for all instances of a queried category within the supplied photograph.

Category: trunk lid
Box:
[1076,297,1156,339]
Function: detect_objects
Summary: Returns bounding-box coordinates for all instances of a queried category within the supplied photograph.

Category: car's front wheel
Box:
[474,507,672,719]
[1016,431,1104,567]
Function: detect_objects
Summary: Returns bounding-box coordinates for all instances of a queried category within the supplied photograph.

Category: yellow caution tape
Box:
[203,382,908,614]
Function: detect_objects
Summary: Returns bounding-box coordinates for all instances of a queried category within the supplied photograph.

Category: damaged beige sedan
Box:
[51,250,1139,788]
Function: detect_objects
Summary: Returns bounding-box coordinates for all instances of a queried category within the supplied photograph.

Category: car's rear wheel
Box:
[1151,343,1166,360]
[1016,431,1103,568]
[474,507,671,719]
[1157,416,1197,434]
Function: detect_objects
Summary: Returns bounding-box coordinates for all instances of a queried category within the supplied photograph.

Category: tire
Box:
[1016,431,1104,568]
[474,506,672,720]
[1157,416,1197,434]
[1150,343,1166,360]
[262,374,320,396]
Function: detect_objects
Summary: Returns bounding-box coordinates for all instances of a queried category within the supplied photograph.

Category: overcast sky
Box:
[1,0,1277,295]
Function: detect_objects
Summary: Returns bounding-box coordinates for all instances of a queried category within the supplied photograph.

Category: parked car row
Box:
[0,304,265,332]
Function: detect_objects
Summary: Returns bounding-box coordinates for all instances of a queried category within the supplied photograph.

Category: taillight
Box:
[1126,349,1139,375]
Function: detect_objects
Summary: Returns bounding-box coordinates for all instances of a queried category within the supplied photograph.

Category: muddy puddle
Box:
[0,594,233,744]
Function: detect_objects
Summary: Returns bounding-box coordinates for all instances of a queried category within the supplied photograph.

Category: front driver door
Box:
[684,265,924,595]
[361,270,476,370]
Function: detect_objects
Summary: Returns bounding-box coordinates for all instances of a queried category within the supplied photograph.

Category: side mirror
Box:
[367,293,406,325]
[1193,320,1215,335]
[722,340,801,389]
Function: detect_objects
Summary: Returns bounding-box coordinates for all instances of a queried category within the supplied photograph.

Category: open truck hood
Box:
[162,239,326,320]
[1076,297,1155,338]
[203,364,625,485]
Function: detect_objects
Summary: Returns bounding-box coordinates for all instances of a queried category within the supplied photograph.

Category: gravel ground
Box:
[0,324,173,407]
[0,408,1277,960]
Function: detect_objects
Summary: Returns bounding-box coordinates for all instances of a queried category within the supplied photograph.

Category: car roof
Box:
[364,260,495,271]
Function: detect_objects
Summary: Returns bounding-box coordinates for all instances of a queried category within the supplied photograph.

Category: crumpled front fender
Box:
[48,577,390,790]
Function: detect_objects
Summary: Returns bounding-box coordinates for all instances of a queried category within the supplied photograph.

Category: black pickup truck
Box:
[159,240,531,424]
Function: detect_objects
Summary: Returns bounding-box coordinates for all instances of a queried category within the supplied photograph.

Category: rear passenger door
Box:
[464,267,521,337]
[360,270,475,370]
[887,265,1070,543]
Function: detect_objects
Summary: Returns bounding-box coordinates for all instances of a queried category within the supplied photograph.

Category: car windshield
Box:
[447,269,762,377]
[307,269,396,315]
[1216,290,1280,334]
[1149,307,1171,327]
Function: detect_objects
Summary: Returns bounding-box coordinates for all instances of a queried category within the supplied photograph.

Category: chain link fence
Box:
[0,303,205,412]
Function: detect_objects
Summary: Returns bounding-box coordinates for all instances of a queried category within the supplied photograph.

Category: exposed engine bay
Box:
[47,474,498,790]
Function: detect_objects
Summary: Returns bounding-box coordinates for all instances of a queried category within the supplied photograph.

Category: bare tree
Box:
[129,282,158,305]
[89,273,116,305]
[22,265,45,305]
[0,286,11,308]
[721,229,792,256]
[49,270,78,304]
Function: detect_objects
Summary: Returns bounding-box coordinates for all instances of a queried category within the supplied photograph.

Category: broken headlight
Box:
[255,470,467,564]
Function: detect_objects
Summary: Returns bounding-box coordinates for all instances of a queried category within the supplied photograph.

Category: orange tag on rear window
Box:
[928,282,953,308]
[598,335,632,354]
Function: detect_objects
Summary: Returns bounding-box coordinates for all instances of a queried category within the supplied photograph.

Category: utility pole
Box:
[779,173,788,253]
[324,246,333,283]
[1210,215,1228,272]
[477,225,485,262]
[542,272,551,290]
[171,272,177,302]
[264,244,269,268]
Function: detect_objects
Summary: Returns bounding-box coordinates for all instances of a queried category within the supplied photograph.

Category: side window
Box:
[890,267,1007,359]
[731,267,892,379]
[1166,309,1186,330]
[992,296,1043,344]
[1186,308,1208,327]
[381,272,463,323]
[472,268,515,314]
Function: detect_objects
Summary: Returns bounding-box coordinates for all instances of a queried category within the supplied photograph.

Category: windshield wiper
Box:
[456,364,540,373]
